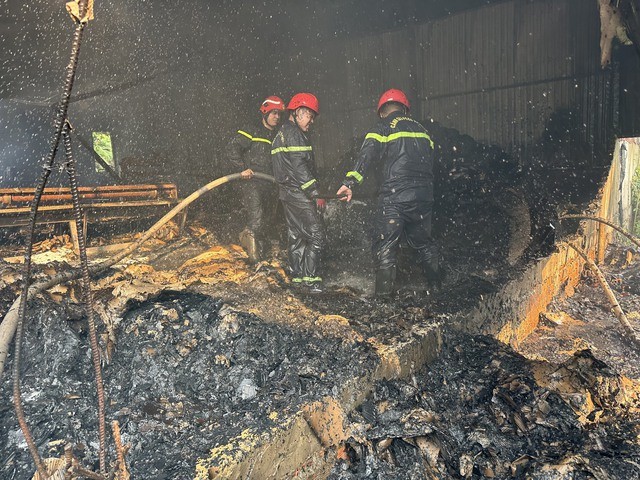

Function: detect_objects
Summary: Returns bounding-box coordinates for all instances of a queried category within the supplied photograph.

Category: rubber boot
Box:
[421,261,442,291]
[375,266,396,298]
[239,229,260,264]
[305,281,323,294]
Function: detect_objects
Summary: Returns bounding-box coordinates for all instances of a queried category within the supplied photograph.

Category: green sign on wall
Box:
[92,132,114,172]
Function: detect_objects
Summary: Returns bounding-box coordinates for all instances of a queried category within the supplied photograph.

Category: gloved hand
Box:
[316,198,326,213]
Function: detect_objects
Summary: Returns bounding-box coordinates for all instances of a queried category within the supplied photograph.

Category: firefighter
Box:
[227,95,285,263]
[336,88,440,297]
[271,93,326,293]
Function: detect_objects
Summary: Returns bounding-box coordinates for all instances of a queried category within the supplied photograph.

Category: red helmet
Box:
[377,89,410,113]
[287,93,319,115]
[260,95,285,114]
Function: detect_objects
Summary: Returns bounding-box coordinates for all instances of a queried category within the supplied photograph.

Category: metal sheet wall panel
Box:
[319,0,616,170]
[415,0,613,166]
[382,28,418,102]
[317,26,419,164]
[513,1,573,83]
[345,36,385,112]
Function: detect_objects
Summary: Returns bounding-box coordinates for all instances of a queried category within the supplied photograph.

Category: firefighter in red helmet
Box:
[227,95,285,263]
[271,93,326,293]
[337,88,441,297]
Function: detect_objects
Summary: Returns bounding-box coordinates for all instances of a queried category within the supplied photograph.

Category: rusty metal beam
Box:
[0,184,180,229]
[0,184,178,207]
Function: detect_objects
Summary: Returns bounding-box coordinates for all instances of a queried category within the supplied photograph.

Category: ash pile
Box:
[330,333,640,480]
[323,121,532,296]
[0,288,377,479]
[520,243,640,379]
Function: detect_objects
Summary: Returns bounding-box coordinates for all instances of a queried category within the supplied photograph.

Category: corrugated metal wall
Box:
[317,0,618,169]
[418,0,615,166]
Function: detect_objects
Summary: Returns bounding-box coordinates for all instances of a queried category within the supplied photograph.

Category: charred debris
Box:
[1,124,637,479]
[3,1,640,479]
[2,233,640,478]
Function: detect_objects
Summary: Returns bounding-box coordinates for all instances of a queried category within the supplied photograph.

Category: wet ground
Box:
[0,198,519,479]
[328,331,640,479]
[0,128,620,478]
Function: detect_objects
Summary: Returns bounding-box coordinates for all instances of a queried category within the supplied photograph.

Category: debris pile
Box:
[0,160,632,480]
[0,290,378,479]
[519,243,640,377]
[330,334,640,479]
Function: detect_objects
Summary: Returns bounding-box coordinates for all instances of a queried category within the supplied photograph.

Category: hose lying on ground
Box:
[0,172,275,382]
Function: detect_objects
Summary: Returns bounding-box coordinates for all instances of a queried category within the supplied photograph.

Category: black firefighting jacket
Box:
[227,121,277,175]
[342,111,435,203]
[271,120,320,200]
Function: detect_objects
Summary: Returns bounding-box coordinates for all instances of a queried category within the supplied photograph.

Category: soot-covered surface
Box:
[0,290,378,479]
[0,121,613,478]
[329,333,640,480]
[520,243,640,380]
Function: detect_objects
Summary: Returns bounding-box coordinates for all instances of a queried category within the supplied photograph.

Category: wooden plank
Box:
[0,184,178,207]
[69,220,80,254]
[0,200,175,214]
[86,242,133,258]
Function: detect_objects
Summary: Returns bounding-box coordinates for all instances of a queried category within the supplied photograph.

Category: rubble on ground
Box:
[0,122,631,478]
[0,287,379,479]
[520,243,640,379]
[330,333,640,480]
[0,235,437,479]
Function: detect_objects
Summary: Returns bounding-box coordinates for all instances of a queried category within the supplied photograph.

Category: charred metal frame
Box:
[0,183,185,250]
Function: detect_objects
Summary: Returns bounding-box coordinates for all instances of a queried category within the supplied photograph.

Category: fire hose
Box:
[1,171,277,477]
[0,172,276,381]
[0,169,361,477]
[0,171,356,384]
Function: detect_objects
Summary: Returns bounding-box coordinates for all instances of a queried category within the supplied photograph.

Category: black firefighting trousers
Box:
[281,195,325,282]
[242,182,276,237]
[373,200,438,272]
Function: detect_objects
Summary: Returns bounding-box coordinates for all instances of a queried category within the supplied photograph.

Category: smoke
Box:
[0,0,492,188]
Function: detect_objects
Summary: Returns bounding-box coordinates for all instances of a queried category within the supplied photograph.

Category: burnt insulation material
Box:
[427,120,559,262]
[330,333,640,480]
[0,291,378,479]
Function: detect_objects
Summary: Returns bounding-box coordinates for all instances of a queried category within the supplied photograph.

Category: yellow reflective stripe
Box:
[388,131,435,148]
[346,171,363,184]
[365,132,386,142]
[365,131,435,149]
[291,277,304,283]
[300,179,317,191]
[302,276,322,283]
[271,146,313,154]
[238,131,272,145]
